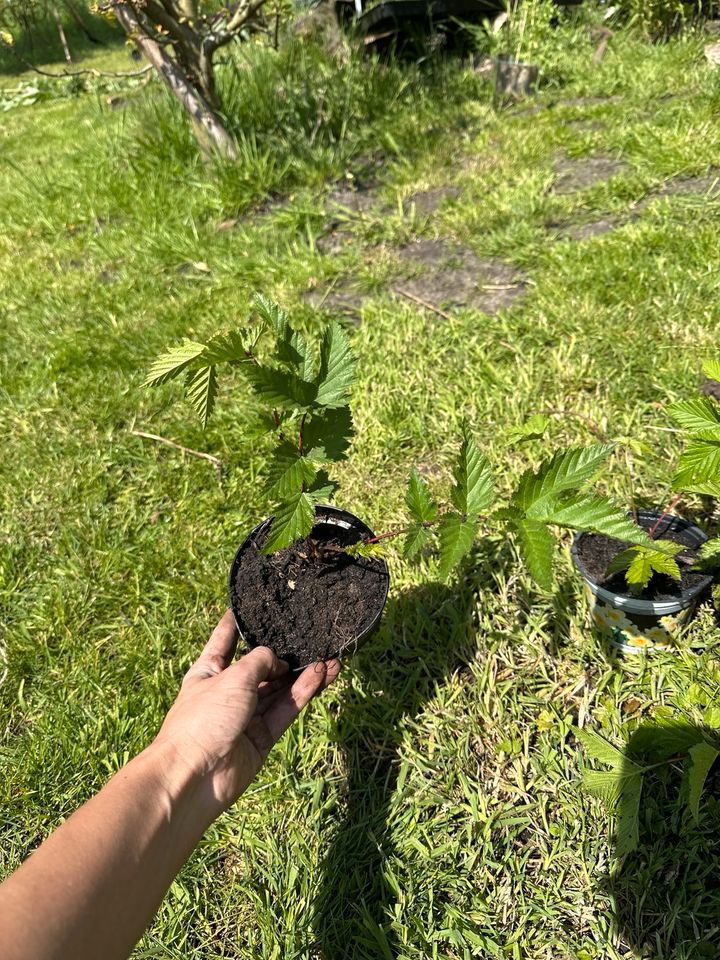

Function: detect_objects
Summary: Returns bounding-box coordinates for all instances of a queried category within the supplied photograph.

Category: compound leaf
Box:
[513,443,615,512]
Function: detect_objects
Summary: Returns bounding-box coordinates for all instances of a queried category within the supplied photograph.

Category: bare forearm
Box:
[0,741,218,960]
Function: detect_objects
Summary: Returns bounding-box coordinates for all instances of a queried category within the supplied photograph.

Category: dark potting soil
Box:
[231,518,388,670]
[576,525,709,602]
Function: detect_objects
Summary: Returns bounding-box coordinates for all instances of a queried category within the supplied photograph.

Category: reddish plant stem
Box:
[298,413,307,456]
[648,492,683,540]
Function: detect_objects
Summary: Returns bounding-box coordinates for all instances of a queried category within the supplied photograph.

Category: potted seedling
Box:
[571,361,720,653]
[144,296,662,667]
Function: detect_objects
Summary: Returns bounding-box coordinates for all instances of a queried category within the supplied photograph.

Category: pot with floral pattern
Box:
[571,510,713,654]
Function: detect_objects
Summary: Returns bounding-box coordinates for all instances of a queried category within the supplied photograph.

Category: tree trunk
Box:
[52,6,73,64]
[114,4,237,162]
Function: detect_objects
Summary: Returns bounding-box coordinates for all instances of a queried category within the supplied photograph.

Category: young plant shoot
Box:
[144,296,655,589]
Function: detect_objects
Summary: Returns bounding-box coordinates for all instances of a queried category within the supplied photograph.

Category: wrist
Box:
[136,739,225,830]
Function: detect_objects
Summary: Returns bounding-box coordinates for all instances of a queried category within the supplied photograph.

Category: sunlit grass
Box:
[3,23,720,959]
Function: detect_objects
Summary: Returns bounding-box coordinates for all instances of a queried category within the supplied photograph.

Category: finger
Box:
[183,609,239,686]
[257,674,294,699]
[256,659,340,715]
[221,645,289,692]
[262,661,335,742]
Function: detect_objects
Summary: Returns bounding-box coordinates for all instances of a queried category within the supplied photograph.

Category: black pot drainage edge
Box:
[228,505,390,671]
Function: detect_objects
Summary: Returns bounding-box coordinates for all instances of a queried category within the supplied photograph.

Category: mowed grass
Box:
[3,22,720,959]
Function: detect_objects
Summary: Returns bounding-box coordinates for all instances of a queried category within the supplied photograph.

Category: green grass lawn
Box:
[4,22,720,959]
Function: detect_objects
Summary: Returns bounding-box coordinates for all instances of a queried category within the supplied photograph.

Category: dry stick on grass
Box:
[394,286,454,322]
[131,430,223,479]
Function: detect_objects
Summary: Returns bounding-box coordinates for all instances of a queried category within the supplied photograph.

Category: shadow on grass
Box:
[312,573,479,959]
[603,723,720,960]
[0,13,121,76]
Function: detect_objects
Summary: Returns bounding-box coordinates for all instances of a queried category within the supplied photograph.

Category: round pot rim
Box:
[228,503,390,669]
[571,509,713,614]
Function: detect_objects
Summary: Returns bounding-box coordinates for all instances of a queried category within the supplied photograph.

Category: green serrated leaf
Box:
[245,365,315,410]
[404,523,433,560]
[263,493,316,553]
[265,443,318,499]
[406,468,438,524]
[252,293,290,334]
[345,541,386,560]
[184,365,217,428]
[144,339,207,387]
[583,769,624,807]
[313,323,357,409]
[686,740,719,823]
[201,330,251,365]
[667,397,720,441]
[672,440,720,496]
[303,406,353,462]
[576,728,641,770]
[527,494,650,545]
[506,414,550,444]
[616,771,643,857]
[450,423,494,518]
[703,358,720,382]
[437,513,478,580]
[513,443,616,512]
[515,518,554,591]
[610,544,682,588]
[627,718,705,764]
[700,538,720,564]
[277,327,314,381]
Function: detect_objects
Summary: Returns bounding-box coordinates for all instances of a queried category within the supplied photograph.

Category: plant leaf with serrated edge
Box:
[515,518,554,591]
[263,492,316,553]
[313,323,356,409]
[700,538,720,564]
[144,339,207,386]
[450,423,494,517]
[185,365,217,428]
[667,397,720,441]
[608,545,681,587]
[302,406,353,462]
[627,718,705,764]
[703,358,720,382]
[265,443,318,499]
[404,524,433,560]
[201,330,251,364]
[513,443,615,512]
[437,513,478,580]
[406,468,438,523]
[252,292,289,334]
[672,440,720,495]
[245,365,315,410]
[527,494,651,545]
[277,327,314,380]
[576,728,641,770]
[616,771,643,857]
[686,740,719,823]
[583,769,624,807]
[506,414,549,444]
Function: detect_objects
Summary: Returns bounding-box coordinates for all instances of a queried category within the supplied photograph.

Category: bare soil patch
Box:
[404,186,461,216]
[552,155,627,194]
[395,239,526,314]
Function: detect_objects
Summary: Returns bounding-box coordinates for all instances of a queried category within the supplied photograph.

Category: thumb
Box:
[221,645,289,691]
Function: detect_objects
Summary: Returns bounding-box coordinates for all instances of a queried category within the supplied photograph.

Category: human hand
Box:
[154,609,340,812]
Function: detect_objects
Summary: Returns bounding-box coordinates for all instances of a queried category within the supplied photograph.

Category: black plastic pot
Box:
[571,510,713,654]
[228,504,390,669]
[494,56,539,102]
